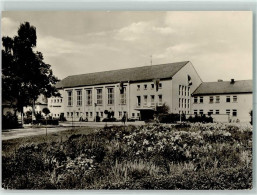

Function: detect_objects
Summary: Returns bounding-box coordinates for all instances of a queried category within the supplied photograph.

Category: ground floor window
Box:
[216,110,219,114]
[194,110,197,115]
[199,110,203,115]
[226,109,230,115]
[232,109,237,116]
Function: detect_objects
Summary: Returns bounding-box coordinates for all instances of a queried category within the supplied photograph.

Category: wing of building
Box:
[48,61,252,123]
[191,79,252,122]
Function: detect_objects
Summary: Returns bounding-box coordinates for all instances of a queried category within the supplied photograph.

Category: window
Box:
[184,86,187,96]
[194,96,198,103]
[119,111,122,118]
[96,89,103,105]
[226,109,230,115]
[232,109,237,116]
[199,110,204,115]
[137,85,140,90]
[86,112,89,117]
[181,86,184,96]
[60,99,62,103]
[77,90,82,106]
[226,96,230,102]
[216,96,220,103]
[137,96,141,106]
[159,83,162,89]
[188,87,190,96]
[208,110,213,115]
[179,98,181,108]
[132,113,135,117]
[101,112,103,117]
[96,112,99,116]
[120,87,126,105]
[181,98,183,108]
[200,96,203,103]
[151,95,155,106]
[90,112,92,118]
[76,112,79,117]
[158,95,162,105]
[86,90,92,105]
[209,96,214,104]
[216,110,220,114]
[67,112,69,117]
[71,112,73,117]
[143,95,148,106]
[57,99,59,103]
[188,99,190,108]
[107,88,114,105]
[179,85,181,95]
[54,99,56,103]
[233,96,237,102]
[137,113,140,117]
[184,99,187,108]
[151,84,154,89]
[144,84,147,90]
[67,91,73,106]
[194,110,198,115]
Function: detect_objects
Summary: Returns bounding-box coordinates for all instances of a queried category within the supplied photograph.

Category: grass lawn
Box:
[2,123,252,189]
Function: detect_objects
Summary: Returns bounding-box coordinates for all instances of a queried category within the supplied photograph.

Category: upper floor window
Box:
[209,96,214,104]
[86,90,92,106]
[179,85,181,95]
[216,110,220,114]
[216,96,220,103]
[151,95,155,106]
[226,96,231,103]
[179,98,181,108]
[144,84,147,90]
[194,96,198,103]
[143,95,148,106]
[67,91,73,106]
[120,87,126,105]
[233,96,237,102]
[137,85,140,91]
[96,88,103,105]
[159,83,162,89]
[137,96,141,106]
[188,87,190,96]
[194,110,197,115]
[181,86,184,96]
[107,88,114,105]
[158,95,162,105]
[77,90,82,106]
[208,110,213,115]
[200,96,203,103]
[188,99,190,108]
[226,109,230,115]
[184,87,187,96]
[199,109,204,115]
[151,84,154,89]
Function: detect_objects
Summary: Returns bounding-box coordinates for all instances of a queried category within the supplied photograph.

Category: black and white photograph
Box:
[1,11,253,189]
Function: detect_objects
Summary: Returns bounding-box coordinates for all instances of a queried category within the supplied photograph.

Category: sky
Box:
[1,11,252,82]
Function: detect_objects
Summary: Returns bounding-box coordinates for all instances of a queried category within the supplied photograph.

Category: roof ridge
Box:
[64,61,190,79]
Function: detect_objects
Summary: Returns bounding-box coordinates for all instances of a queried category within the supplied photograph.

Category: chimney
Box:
[218,79,223,82]
[230,79,235,84]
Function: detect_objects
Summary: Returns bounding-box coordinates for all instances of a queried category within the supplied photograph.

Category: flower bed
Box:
[2,123,252,189]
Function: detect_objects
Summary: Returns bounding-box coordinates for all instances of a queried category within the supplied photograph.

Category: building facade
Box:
[49,61,252,123]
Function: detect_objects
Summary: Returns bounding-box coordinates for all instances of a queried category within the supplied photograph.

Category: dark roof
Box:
[56,61,189,89]
[192,80,252,95]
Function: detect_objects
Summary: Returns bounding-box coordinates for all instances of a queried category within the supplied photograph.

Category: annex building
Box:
[48,61,253,123]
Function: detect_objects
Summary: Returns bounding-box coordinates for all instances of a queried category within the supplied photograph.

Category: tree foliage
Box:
[2,22,60,114]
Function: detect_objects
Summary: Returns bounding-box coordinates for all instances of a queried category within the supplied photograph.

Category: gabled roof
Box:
[192,80,252,96]
[56,61,189,89]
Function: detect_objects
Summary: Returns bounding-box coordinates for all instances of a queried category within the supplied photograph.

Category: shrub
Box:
[102,118,117,122]
[2,112,20,129]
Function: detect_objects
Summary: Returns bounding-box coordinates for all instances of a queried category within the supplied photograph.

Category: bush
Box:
[2,112,20,129]
[187,114,213,123]
[102,118,117,122]
[33,119,59,125]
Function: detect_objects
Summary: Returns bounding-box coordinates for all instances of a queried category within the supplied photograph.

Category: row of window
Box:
[193,109,237,116]
[137,95,162,106]
[137,83,162,91]
[50,98,62,104]
[194,95,238,104]
[179,85,190,96]
[67,88,126,106]
[179,98,190,109]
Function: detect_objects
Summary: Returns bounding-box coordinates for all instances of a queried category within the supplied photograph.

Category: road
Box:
[2,121,145,141]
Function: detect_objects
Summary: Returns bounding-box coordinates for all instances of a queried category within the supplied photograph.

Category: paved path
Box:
[2,121,145,141]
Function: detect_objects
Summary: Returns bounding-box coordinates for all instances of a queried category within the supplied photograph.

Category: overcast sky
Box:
[1,11,252,82]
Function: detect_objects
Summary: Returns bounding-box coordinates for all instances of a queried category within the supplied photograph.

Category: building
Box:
[191,79,252,123]
[53,61,202,121]
[50,61,252,123]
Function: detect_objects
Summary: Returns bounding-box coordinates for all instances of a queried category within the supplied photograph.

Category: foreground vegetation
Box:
[2,123,252,189]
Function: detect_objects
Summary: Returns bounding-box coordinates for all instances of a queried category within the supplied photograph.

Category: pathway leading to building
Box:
[2,121,145,140]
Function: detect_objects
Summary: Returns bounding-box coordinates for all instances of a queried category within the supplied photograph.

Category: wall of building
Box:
[171,61,202,114]
[191,93,252,122]
[48,90,64,118]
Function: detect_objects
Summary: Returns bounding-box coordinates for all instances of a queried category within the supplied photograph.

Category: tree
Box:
[42,107,51,117]
[2,22,60,124]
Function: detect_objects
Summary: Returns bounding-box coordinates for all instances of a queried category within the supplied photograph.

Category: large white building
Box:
[49,61,252,123]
